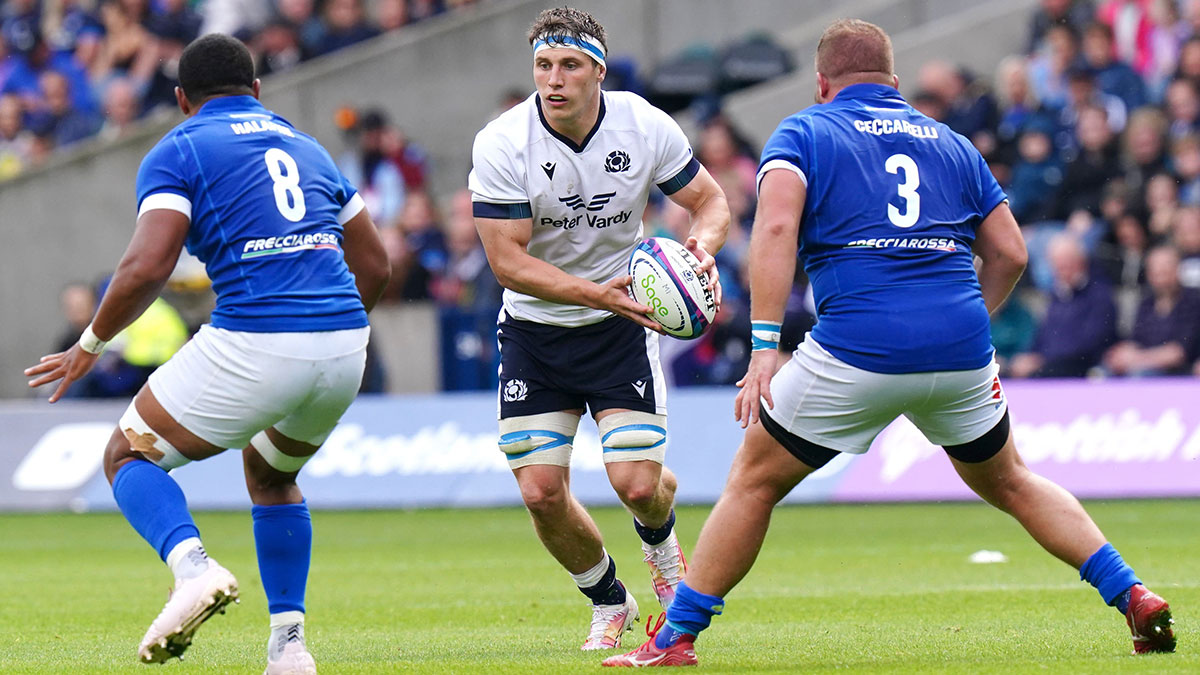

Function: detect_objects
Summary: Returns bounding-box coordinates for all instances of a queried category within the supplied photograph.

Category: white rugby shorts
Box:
[766,336,1007,454]
[145,324,369,449]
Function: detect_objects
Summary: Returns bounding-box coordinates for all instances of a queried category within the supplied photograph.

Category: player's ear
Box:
[175,86,190,116]
[595,62,606,84]
[891,73,900,90]
[814,72,830,104]
[251,79,262,99]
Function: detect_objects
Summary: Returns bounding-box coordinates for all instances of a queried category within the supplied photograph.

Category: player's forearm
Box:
[977,259,1024,315]
[493,251,604,309]
[355,267,389,313]
[89,256,172,341]
[747,220,797,322]
[686,191,731,255]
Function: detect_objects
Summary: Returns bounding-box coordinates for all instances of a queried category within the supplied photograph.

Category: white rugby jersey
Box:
[469,91,699,327]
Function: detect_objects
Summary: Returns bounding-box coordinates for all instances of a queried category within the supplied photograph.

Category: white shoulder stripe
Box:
[756,159,808,195]
[337,193,366,225]
[138,192,192,220]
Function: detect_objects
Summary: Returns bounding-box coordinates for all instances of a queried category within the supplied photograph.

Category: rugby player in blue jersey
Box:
[26,34,389,674]
[604,19,1175,667]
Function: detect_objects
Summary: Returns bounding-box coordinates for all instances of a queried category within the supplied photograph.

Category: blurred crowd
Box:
[933,0,1200,379]
[0,0,483,180]
[41,0,1200,398]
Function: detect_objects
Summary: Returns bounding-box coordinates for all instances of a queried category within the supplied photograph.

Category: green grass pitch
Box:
[0,500,1193,673]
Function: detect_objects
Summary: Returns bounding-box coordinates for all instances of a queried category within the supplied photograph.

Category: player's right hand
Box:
[24,344,100,403]
[594,275,665,333]
[735,349,777,428]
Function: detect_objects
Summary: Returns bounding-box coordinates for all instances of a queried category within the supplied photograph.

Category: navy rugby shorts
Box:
[496,313,665,419]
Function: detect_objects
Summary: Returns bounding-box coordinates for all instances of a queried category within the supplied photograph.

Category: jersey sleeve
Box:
[757,115,813,194]
[135,137,193,220]
[334,168,365,225]
[647,106,699,194]
[971,148,1007,220]
[468,127,532,219]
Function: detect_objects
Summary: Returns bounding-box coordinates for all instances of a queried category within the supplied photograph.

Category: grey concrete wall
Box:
[723,0,1040,147]
[0,0,1033,398]
[370,303,440,393]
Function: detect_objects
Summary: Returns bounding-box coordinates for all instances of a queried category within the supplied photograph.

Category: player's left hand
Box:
[24,344,100,403]
[685,236,723,311]
[735,348,778,428]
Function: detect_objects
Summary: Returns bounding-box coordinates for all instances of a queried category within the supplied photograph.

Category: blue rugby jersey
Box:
[135,95,368,332]
[758,83,1007,374]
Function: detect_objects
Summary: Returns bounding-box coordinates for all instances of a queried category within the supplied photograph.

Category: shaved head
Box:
[816,19,894,85]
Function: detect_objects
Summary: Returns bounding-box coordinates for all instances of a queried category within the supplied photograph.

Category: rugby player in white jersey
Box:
[468,7,730,650]
[26,34,390,674]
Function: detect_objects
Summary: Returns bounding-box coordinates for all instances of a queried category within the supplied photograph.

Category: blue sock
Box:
[634,509,676,546]
[252,501,312,614]
[1080,542,1141,614]
[655,582,724,648]
[111,460,200,561]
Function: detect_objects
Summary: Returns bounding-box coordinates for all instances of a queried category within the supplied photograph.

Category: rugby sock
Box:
[1080,542,1141,614]
[655,582,724,648]
[165,537,210,580]
[268,611,306,660]
[111,459,201,562]
[634,509,676,546]
[571,553,627,606]
[253,501,312,614]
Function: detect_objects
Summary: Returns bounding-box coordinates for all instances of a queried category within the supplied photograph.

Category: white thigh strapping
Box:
[117,402,191,470]
[499,412,580,469]
[597,410,667,465]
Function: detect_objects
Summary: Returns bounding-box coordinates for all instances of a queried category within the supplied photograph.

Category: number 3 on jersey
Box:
[264,148,307,222]
[885,153,919,228]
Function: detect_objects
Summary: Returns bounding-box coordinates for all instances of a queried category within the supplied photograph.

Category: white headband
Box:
[532,33,606,66]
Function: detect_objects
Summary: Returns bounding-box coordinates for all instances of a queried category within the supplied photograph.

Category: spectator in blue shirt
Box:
[1008,117,1064,223]
[1081,22,1147,112]
[1103,245,1200,375]
[310,0,379,58]
[31,69,99,146]
[1009,233,1118,377]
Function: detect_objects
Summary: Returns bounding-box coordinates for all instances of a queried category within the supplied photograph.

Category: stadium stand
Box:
[4,0,1198,398]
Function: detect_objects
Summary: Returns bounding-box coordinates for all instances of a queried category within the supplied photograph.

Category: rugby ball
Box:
[628,237,717,339]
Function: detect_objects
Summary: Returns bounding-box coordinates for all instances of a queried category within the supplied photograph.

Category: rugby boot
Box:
[137,559,239,663]
[602,613,698,667]
[582,590,640,650]
[264,623,317,675]
[643,531,687,610]
[1126,584,1176,654]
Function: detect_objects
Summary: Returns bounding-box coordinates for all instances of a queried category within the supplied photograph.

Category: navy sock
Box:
[580,556,627,606]
[1080,542,1141,614]
[634,509,676,546]
[655,582,724,648]
[111,460,199,561]
[253,501,312,614]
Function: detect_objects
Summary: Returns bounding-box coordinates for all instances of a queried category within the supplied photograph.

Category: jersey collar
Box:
[833,83,904,104]
[195,95,267,116]
[535,92,606,153]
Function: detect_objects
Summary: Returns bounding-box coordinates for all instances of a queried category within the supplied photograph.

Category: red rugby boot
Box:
[602,614,698,667]
[1126,584,1176,654]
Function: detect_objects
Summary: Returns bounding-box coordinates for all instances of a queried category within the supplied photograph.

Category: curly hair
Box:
[178,34,256,104]
[527,6,608,53]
